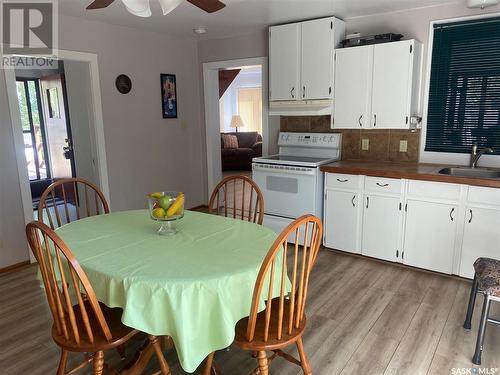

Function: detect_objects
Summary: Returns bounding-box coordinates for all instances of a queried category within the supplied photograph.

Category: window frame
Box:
[420,12,500,167]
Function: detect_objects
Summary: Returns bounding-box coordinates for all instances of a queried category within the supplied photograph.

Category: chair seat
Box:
[52,301,138,352]
[474,257,500,297]
[235,298,306,351]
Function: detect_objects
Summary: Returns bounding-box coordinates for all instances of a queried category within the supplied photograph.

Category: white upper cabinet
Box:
[371,40,419,128]
[269,17,345,102]
[333,46,372,129]
[333,39,422,129]
[269,23,300,101]
[301,18,334,100]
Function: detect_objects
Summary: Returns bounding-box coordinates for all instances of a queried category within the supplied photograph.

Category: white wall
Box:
[0,72,31,267]
[1,14,205,268]
[220,69,262,132]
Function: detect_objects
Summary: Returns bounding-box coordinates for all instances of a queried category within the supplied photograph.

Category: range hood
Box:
[269,99,332,116]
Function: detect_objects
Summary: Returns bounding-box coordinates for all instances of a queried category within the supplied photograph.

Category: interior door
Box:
[333,46,372,129]
[40,74,75,179]
[301,17,333,100]
[371,40,412,128]
[362,194,401,262]
[324,189,360,253]
[403,200,457,274]
[269,23,300,101]
[460,207,500,278]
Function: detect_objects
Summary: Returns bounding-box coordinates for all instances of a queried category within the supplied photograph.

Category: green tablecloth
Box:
[55,209,279,373]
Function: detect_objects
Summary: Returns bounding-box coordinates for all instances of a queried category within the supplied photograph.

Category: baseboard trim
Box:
[0,260,31,274]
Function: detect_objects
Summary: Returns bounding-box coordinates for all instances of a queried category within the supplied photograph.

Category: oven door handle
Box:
[252,164,316,176]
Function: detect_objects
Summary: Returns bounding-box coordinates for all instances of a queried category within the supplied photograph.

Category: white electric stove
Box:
[252,132,342,238]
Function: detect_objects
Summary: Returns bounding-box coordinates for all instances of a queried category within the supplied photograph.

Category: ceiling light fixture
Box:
[193,26,207,35]
[466,0,499,9]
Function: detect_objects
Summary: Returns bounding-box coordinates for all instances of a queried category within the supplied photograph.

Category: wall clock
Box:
[115,74,132,94]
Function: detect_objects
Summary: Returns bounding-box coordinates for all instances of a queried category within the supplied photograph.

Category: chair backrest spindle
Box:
[245,215,322,343]
[26,221,112,346]
[38,178,109,229]
[208,175,264,225]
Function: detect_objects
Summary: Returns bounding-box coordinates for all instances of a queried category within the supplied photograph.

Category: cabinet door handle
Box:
[351,195,356,207]
[358,115,363,127]
[336,178,348,182]
[366,196,370,209]
[396,250,399,258]
[303,86,306,98]
[290,87,295,98]
[373,114,377,127]
[376,183,389,187]
[449,207,455,221]
[468,209,473,223]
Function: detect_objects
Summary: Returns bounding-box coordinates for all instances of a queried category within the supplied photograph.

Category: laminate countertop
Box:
[320,161,500,189]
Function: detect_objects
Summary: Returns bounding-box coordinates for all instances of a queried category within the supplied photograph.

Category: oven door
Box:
[252,163,318,219]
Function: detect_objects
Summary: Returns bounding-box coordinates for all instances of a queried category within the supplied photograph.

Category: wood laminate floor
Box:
[1,249,499,375]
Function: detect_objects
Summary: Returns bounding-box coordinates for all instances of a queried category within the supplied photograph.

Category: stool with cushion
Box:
[464,257,500,365]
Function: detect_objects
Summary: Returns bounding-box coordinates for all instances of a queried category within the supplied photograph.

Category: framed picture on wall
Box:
[161,74,178,119]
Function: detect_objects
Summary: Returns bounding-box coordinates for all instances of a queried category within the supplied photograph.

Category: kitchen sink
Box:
[438,167,500,179]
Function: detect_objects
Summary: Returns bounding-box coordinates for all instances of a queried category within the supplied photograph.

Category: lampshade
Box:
[230,115,245,128]
[121,0,183,17]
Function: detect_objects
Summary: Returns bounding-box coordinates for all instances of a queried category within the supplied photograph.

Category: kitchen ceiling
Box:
[61,0,463,39]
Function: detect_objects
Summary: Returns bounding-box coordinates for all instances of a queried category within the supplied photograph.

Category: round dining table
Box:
[55,209,280,373]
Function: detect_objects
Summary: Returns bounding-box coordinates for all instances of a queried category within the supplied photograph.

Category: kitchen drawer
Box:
[326,173,361,190]
[468,186,500,207]
[407,180,461,201]
[364,177,402,195]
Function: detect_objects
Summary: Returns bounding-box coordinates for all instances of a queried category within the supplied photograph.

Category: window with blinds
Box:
[425,17,500,154]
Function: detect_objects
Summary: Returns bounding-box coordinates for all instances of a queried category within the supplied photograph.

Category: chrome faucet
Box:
[470,143,494,168]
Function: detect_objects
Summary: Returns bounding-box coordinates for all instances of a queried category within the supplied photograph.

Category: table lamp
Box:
[230,115,245,133]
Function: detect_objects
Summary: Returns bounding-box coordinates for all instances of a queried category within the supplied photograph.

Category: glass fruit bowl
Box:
[147,191,185,235]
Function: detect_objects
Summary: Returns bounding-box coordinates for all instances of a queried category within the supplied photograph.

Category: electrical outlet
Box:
[399,140,408,153]
[362,139,369,151]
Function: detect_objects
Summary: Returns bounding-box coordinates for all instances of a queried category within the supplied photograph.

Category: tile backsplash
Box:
[280,116,421,163]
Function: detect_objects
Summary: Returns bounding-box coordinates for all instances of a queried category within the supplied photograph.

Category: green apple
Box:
[158,195,172,210]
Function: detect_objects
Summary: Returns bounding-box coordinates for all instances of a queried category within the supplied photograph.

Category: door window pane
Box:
[16,82,30,131]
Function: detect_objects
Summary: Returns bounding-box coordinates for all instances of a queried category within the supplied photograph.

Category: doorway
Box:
[203,57,273,198]
[15,64,77,209]
[219,65,263,180]
[4,50,109,262]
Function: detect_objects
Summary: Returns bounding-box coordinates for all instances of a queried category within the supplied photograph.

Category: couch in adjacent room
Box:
[221,131,262,171]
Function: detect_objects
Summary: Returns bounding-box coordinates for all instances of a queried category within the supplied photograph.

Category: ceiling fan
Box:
[86,0,226,17]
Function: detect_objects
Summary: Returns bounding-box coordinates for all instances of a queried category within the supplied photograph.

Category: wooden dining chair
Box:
[38,177,110,229]
[25,221,171,375]
[208,175,264,225]
[214,215,322,375]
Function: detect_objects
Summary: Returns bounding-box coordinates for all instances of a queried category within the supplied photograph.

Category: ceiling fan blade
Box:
[86,0,116,9]
[186,0,225,13]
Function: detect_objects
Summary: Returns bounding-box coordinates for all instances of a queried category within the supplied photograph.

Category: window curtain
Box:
[237,87,262,134]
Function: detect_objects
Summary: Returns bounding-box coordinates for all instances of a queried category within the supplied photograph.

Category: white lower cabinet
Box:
[324,189,361,253]
[460,206,500,279]
[362,195,401,262]
[324,173,500,277]
[403,200,458,274]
